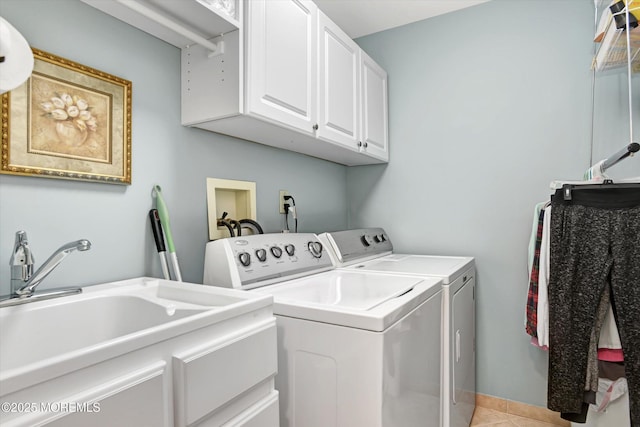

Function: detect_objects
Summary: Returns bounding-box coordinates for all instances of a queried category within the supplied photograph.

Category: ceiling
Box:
[314,0,489,39]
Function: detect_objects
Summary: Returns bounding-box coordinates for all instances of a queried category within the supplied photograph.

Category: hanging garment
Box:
[586,282,613,394]
[526,206,547,338]
[526,206,623,353]
[528,202,550,273]
[599,301,624,361]
[583,159,609,181]
[525,204,552,347]
[536,205,551,347]
[547,185,640,425]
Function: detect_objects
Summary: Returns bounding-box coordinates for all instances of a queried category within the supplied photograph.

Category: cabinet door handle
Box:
[312,124,318,131]
[357,141,363,148]
[363,142,368,148]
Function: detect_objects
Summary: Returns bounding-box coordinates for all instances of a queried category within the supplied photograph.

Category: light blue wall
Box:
[353,0,639,406]
[0,0,348,293]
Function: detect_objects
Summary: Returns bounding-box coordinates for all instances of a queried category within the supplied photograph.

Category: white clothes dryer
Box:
[318,228,476,427]
[203,233,443,427]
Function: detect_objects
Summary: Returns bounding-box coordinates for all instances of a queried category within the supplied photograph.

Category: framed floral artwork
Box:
[1,48,132,184]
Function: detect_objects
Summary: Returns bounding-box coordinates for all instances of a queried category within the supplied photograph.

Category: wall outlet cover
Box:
[279,190,289,214]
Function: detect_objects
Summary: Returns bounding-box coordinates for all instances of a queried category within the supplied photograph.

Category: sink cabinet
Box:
[0,278,279,427]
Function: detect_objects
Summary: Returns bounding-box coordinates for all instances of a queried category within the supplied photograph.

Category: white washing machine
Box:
[318,228,476,427]
[203,233,443,427]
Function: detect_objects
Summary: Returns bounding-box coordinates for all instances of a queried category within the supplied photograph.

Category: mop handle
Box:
[153,185,182,281]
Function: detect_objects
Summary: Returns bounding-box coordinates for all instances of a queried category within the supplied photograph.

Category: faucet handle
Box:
[11,231,34,263]
[10,231,35,284]
[12,230,27,250]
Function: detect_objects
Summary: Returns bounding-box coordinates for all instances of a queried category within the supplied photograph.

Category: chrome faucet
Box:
[10,231,35,294]
[3,231,91,306]
[15,238,91,296]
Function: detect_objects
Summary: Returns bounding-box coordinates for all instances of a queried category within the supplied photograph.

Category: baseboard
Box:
[475,393,570,426]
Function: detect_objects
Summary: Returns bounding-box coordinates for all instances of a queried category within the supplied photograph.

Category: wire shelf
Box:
[593,0,640,72]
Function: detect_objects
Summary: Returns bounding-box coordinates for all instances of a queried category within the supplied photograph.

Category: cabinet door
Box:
[317,11,360,150]
[40,363,169,427]
[360,51,389,161]
[246,0,317,135]
[173,320,277,427]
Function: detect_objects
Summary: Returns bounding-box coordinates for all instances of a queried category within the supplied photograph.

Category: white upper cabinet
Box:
[82,0,388,166]
[317,10,360,151]
[246,0,317,134]
[361,50,389,161]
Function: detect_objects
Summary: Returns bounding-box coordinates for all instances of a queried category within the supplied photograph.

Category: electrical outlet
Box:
[279,190,290,214]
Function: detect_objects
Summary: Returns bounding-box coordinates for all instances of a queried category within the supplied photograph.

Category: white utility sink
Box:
[0,278,266,371]
[0,277,277,425]
[0,289,211,372]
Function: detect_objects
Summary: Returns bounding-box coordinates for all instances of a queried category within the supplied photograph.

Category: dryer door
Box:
[451,276,475,411]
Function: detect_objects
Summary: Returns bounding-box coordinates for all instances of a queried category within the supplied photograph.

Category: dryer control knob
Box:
[308,241,323,258]
[285,244,295,256]
[270,246,283,258]
[361,235,374,247]
[238,251,251,267]
[255,248,267,262]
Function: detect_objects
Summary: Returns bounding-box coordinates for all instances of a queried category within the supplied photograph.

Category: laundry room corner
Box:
[349,0,637,411]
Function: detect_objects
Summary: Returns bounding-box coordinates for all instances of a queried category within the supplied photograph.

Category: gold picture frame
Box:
[1,48,132,184]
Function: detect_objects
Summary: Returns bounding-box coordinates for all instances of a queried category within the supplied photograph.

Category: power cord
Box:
[283,195,298,233]
[283,203,290,232]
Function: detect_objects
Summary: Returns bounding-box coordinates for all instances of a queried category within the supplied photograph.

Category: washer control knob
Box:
[270,246,283,258]
[308,241,323,258]
[238,251,251,267]
[255,248,267,262]
[374,234,382,243]
[285,244,295,256]
[361,235,374,247]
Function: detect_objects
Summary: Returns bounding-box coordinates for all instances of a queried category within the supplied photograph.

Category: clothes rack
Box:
[561,181,640,200]
[602,142,640,171]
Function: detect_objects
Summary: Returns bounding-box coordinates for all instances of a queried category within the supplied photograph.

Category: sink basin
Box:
[0,277,273,396]
[0,294,206,371]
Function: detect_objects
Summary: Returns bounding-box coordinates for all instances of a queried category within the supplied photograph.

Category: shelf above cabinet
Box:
[81,0,240,54]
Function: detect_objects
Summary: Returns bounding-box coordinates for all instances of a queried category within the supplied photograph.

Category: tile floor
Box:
[470,406,568,427]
